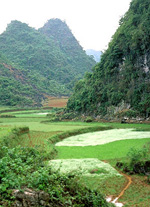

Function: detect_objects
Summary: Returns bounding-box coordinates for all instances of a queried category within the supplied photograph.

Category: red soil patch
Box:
[42,96,68,108]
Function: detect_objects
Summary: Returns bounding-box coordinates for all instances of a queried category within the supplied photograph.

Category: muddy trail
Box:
[107,171,132,207]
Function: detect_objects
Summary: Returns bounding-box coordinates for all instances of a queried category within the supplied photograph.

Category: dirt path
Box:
[107,171,132,206]
[116,172,132,201]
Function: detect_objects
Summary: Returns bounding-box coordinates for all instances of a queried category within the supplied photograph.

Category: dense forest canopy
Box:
[0,19,95,106]
[67,0,150,118]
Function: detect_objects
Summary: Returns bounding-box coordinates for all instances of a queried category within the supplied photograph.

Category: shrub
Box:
[0,127,113,206]
[116,109,139,118]
[0,127,29,150]
[0,145,113,207]
[12,127,29,135]
[116,143,150,175]
[84,116,93,122]
[60,112,77,120]
[0,146,44,193]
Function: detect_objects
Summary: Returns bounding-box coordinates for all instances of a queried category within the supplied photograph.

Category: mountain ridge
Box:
[67,0,150,118]
[0,19,96,106]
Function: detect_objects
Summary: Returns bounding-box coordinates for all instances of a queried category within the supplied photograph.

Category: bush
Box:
[116,109,139,118]
[84,116,93,122]
[0,127,29,150]
[0,145,113,207]
[12,127,29,135]
[0,146,44,193]
[46,114,60,122]
[61,112,77,120]
[0,127,113,206]
[116,143,150,175]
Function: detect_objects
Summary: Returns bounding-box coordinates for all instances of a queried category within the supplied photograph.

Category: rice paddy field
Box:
[49,158,122,178]
[56,128,150,146]
[0,107,150,206]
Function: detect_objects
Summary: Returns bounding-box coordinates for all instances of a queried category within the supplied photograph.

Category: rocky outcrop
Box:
[11,188,55,207]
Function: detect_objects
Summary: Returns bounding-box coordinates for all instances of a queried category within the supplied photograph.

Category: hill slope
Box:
[39,19,95,78]
[0,20,95,106]
[0,53,45,106]
[67,0,150,118]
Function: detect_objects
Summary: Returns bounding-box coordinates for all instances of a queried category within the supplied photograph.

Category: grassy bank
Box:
[0,124,112,206]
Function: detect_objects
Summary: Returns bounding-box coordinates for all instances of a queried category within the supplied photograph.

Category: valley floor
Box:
[0,109,150,206]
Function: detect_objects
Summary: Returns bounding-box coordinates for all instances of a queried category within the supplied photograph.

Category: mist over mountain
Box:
[86,49,102,62]
[0,19,96,106]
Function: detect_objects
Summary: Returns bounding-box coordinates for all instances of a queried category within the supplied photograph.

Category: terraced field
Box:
[0,109,150,206]
[55,127,150,206]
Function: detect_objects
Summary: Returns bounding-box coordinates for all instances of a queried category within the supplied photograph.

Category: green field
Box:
[56,128,150,146]
[0,126,11,140]
[56,138,150,160]
[0,109,52,118]
[0,112,150,206]
[0,118,95,132]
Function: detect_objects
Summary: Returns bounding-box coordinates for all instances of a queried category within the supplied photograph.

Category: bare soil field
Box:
[42,96,68,107]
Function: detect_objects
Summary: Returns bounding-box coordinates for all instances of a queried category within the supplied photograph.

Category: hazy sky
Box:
[0,0,132,51]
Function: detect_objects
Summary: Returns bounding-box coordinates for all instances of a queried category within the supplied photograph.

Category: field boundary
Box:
[48,125,113,144]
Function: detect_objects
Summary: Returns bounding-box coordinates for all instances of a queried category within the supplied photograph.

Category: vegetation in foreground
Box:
[116,142,150,176]
[0,127,113,207]
[0,114,116,206]
[0,110,150,206]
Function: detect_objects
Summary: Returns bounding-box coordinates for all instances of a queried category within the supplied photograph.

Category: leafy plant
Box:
[117,142,150,175]
[0,126,113,206]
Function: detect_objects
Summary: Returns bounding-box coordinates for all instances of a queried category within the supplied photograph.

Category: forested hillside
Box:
[39,19,95,79]
[67,0,150,118]
[0,20,95,106]
[0,53,46,106]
